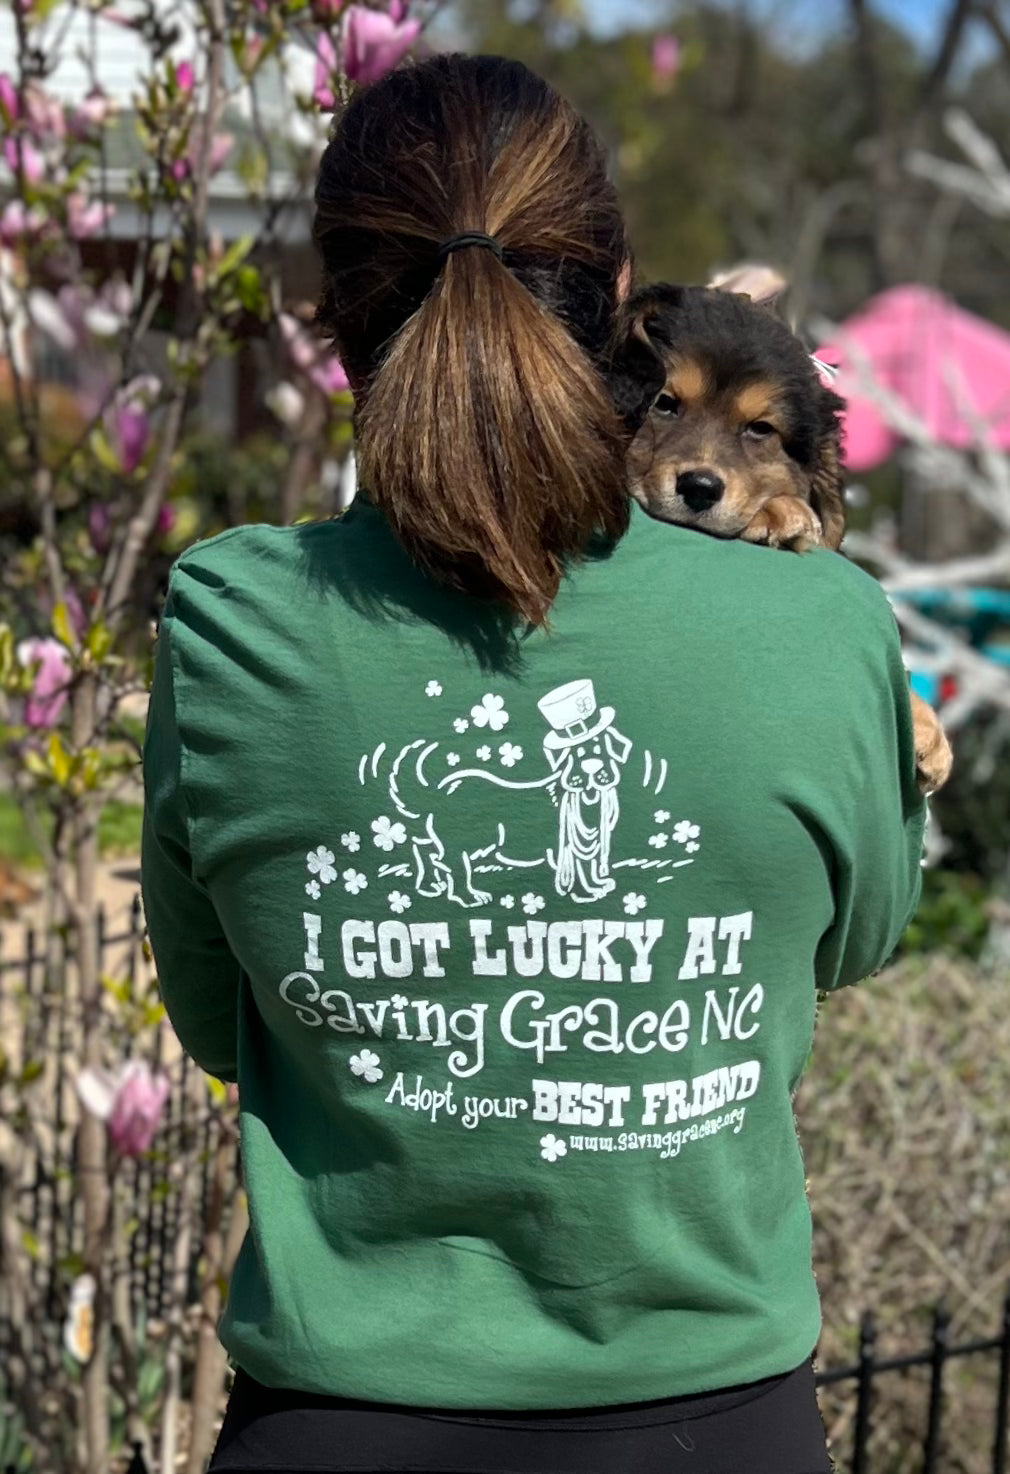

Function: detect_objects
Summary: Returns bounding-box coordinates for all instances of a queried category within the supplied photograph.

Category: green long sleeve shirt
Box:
[142,497,925,1408]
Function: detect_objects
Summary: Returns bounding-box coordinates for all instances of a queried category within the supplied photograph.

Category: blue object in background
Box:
[892,588,1010,705]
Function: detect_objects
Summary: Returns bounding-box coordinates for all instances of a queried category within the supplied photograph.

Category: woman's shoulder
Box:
[627,508,897,640]
[165,518,354,616]
[171,518,342,583]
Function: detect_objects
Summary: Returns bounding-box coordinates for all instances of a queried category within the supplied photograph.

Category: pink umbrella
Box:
[817,285,1010,472]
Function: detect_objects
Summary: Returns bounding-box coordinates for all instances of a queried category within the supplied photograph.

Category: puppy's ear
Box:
[607,302,668,431]
[809,391,846,551]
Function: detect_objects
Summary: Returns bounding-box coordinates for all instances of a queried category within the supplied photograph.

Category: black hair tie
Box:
[437,231,504,263]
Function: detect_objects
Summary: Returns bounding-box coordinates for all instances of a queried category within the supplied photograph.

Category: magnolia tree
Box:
[0,3,430,1470]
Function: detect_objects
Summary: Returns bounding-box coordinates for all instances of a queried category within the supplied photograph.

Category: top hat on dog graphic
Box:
[539,680,617,751]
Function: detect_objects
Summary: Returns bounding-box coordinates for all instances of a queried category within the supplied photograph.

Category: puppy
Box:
[611,281,952,794]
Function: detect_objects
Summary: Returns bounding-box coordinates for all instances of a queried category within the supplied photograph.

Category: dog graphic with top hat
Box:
[537,680,632,901]
[363,679,634,908]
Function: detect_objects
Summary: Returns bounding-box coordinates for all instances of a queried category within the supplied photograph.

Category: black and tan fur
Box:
[609,282,952,794]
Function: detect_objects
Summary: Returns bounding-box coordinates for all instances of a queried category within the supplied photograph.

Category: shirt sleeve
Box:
[141,595,240,1082]
[813,590,928,993]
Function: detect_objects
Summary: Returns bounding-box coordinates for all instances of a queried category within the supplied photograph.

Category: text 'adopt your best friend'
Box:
[280,912,764,1127]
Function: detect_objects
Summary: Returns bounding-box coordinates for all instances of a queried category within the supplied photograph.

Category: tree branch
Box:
[918,0,975,114]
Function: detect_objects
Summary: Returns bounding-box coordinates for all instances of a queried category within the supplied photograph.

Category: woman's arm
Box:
[812,586,927,992]
[141,609,241,1082]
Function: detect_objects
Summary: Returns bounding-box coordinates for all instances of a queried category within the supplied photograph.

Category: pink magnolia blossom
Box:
[0,198,46,246]
[71,89,114,135]
[314,31,338,109]
[105,375,160,474]
[108,404,150,474]
[175,131,234,180]
[88,503,112,555]
[17,637,73,728]
[0,74,18,124]
[176,60,195,93]
[28,289,79,352]
[312,0,345,16]
[77,1061,171,1158]
[2,136,44,183]
[23,83,65,140]
[651,34,680,83]
[67,192,115,240]
[235,33,265,73]
[280,313,349,396]
[208,131,234,173]
[344,5,421,85]
[157,503,175,537]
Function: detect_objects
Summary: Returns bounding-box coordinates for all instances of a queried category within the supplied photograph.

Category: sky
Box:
[584,0,970,49]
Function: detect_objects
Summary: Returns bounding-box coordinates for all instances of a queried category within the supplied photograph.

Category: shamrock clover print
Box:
[372,816,407,851]
[341,832,361,852]
[540,1134,567,1163]
[522,892,545,916]
[343,869,368,895]
[306,846,337,884]
[425,680,442,697]
[388,891,411,914]
[623,892,646,916]
[471,693,509,731]
[499,742,523,767]
[349,1050,383,1083]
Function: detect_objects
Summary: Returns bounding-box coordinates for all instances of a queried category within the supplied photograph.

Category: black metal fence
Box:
[1,912,1008,1474]
[0,898,235,1334]
[815,1294,1010,1473]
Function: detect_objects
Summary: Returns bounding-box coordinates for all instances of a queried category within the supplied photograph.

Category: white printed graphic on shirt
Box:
[276,678,767,1164]
[353,678,697,908]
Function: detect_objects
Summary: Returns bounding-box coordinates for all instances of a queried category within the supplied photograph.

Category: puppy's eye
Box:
[652,393,681,417]
[744,420,777,440]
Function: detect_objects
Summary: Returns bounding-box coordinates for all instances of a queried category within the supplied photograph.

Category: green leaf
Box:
[21,1228,40,1261]
[90,425,122,475]
[86,620,113,664]
[22,748,50,781]
[234,264,268,317]
[0,624,15,682]
[205,1074,228,1107]
[210,234,254,287]
[47,732,71,788]
[52,601,78,652]
[18,1059,44,1086]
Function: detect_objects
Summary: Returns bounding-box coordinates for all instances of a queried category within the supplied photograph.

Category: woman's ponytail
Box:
[314,55,631,625]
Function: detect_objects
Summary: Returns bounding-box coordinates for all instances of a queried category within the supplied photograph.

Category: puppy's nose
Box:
[582,759,604,776]
[677,469,725,512]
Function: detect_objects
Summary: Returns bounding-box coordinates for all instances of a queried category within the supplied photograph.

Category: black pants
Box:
[210,1359,832,1473]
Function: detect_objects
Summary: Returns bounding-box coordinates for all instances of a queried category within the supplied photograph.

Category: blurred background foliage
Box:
[445,0,1010,321]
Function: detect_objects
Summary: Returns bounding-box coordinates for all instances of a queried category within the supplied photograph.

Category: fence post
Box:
[994,1286,1010,1474]
[923,1303,950,1473]
[125,1439,149,1473]
[853,1310,876,1474]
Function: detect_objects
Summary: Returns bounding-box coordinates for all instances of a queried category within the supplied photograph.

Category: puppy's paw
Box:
[740,496,823,552]
[911,691,953,795]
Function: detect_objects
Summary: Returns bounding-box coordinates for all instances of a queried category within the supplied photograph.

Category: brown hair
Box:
[313,54,631,625]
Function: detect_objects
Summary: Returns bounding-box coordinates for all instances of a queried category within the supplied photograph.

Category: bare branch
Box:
[918,0,975,113]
